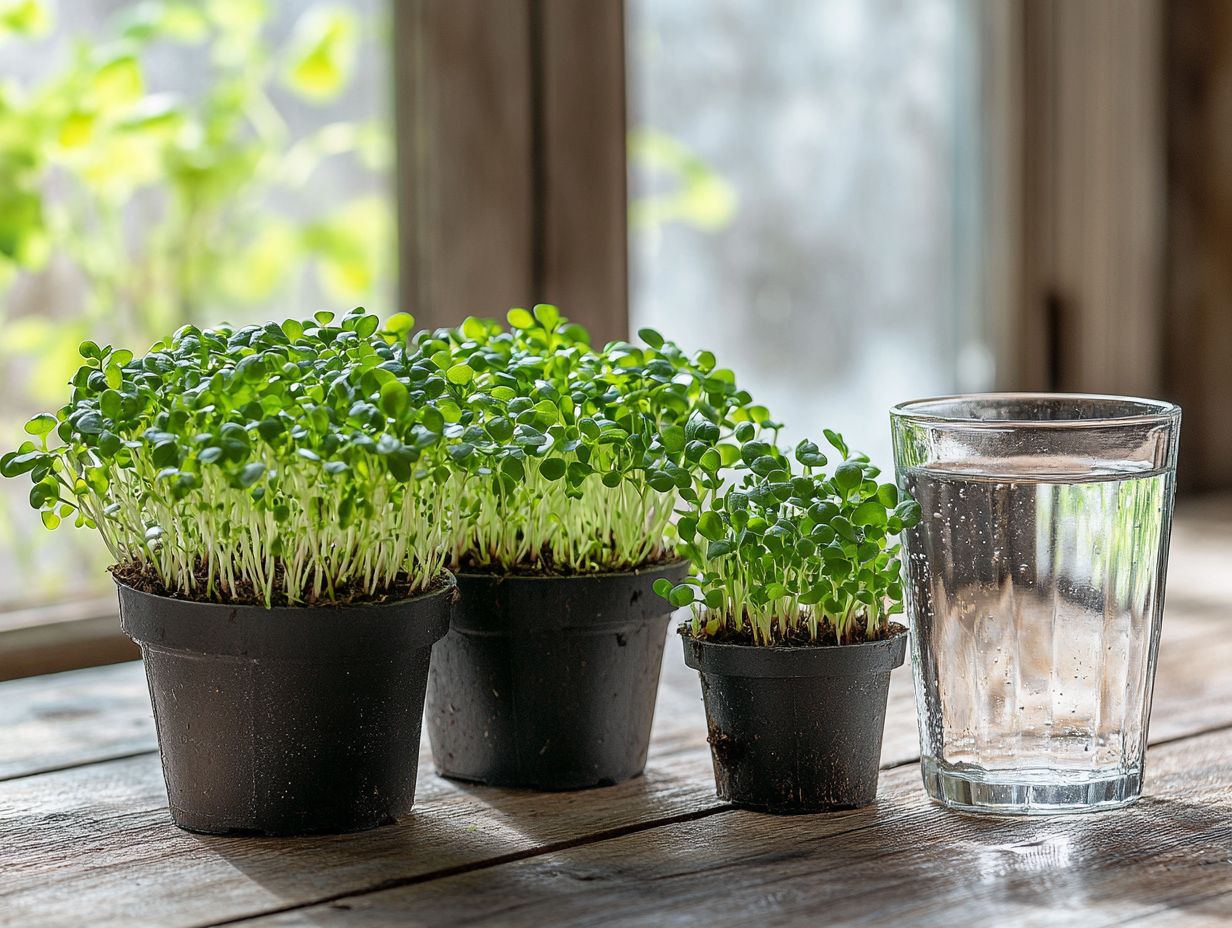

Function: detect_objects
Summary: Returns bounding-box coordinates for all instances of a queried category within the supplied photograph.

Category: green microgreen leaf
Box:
[507,307,535,329]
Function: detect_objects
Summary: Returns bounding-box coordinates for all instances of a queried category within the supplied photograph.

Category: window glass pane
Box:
[0,0,393,608]
[629,0,992,465]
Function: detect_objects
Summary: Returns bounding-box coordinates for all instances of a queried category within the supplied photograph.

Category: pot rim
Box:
[112,568,457,614]
[449,559,689,636]
[117,570,457,659]
[680,624,908,678]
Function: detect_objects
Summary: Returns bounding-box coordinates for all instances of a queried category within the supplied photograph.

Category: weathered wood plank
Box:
[1014,0,1165,395]
[0,741,721,928]
[0,662,152,781]
[245,726,1232,928]
[0,596,137,682]
[395,0,536,329]
[394,0,629,340]
[538,0,629,345]
[1165,1,1232,492]
[0,608,1229,928]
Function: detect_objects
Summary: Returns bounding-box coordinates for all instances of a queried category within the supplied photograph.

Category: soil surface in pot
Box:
[689,618,908,648]
[455,548,681,578]
[111,558,453,607]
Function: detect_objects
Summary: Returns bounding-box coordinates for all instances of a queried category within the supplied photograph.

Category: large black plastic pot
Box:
[425,559,689,790]
[117,575,455,836]
[682,626,907,814]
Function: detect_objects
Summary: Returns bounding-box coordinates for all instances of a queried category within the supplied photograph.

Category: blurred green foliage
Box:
[628,128,737,232]
[0,0,393,408]
[0,0,392,604]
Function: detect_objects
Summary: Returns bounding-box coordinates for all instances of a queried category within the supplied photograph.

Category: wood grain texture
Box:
[538,0,628,346]
[396,0,536,329]
[0,596,138,682]
[0,735,718,928]
[0,662,152,781]
[0,607,1227,928]
[0,642,717,928]
[0,613,137,683]
[395,0,628,340]
[1164,0,1232,492]
[248,728,1232,928]
[1013,0,1164,394]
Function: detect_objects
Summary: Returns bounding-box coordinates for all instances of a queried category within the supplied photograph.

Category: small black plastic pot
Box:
[682,626,907,814]
[117,575,455,836]
[425,559,689,790]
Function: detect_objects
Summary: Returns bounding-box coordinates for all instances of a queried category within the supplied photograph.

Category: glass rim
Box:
[889,392,1182,430]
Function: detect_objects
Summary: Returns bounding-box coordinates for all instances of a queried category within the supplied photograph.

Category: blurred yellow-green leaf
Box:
[30,321,90,403]
[218,221,299,303]
[79,132,163,195]
[283,6,358,102]
[302,196,392,301]
[0,0,394,608]
[206,0,266,65]
[0,0,51,39]
[116,93,184,135]
[0,314,56,355]
[207,0,266,34]
[0,187,46,266]
[119,1,209,44]
[628,128,738,232]
[160,3,209,42]
[57,110,96,148]
[90,51,145,107]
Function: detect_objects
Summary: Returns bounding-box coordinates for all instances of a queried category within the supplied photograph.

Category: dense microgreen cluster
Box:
[655,429,922,646]
[419,306,763,573]
[0,309,454,606]
[1,300,920,633]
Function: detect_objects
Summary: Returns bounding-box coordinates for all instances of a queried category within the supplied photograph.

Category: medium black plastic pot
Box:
[117,575,455,836]
[425,559,689,790]
[682,626,907,814]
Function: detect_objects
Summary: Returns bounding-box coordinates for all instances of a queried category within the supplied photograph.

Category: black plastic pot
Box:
[682,626,907,814]
[117,575,455,836]
[425,559,689,790]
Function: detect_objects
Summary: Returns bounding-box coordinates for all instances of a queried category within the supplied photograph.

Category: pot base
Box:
[432,768,640,792]
[168,810,401,838]
[725,799,865,815]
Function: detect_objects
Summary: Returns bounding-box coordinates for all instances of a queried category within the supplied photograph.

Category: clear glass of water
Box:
[890,394,1181,814]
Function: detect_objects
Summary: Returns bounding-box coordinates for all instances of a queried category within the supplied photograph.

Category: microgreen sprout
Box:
[1,309,453,606]
[418,306,760,574]
[655,428,922,646]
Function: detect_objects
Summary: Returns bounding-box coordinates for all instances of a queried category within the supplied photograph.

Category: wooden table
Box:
[3,499,1232,928]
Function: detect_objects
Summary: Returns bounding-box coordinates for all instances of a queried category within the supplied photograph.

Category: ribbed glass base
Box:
[921,756,1143,815]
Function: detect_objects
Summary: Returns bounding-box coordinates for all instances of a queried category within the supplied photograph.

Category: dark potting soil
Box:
[456,547,682,578]
[688,618,908,649]
[110,559,453,608]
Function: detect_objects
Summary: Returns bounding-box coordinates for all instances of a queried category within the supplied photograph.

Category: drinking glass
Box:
[890,394,1181,814]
